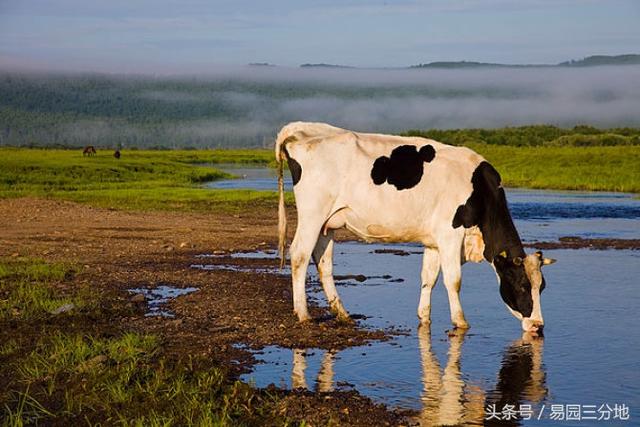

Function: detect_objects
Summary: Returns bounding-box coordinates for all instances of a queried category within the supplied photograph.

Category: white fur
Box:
[276,122,522,328]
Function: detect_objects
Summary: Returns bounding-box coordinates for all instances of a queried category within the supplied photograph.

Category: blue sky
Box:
[1,0,639,72]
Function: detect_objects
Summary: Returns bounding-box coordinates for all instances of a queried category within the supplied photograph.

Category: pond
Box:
[204,164,639,425]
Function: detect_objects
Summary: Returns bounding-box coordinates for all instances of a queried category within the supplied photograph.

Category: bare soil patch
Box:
[0,198,409,425]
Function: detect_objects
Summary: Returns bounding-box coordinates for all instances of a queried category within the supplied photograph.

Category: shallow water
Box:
[235,244,639,425]
[204,165,639,424]
[128,285,198,317]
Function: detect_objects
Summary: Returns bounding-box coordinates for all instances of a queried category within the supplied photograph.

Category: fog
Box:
[167,65,640,132]
[3,65,640,147]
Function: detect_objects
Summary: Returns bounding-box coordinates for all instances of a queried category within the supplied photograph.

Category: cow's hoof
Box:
[418,316,431,326]
[453,321,470,330]
[296,312,312,323]
[336,313,353,324]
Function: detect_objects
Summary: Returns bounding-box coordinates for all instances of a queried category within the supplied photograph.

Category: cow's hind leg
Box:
[312,231,350,321]
[290,213,327,322]
[439,237,469,329]
[417,247,440,325]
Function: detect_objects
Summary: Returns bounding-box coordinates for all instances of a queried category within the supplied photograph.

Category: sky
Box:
[0,0,639,73]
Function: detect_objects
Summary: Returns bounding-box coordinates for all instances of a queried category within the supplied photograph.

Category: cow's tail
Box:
[275,128,294,269]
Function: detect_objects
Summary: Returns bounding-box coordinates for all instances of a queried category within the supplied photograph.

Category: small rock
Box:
[179,242,189,248]
[130,294,146,303]
[50,303,75,315]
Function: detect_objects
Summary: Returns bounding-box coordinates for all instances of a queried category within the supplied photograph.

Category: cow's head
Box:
[493,251,556,334]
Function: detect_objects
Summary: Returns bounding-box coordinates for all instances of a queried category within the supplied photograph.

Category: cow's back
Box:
[279,122,486,245]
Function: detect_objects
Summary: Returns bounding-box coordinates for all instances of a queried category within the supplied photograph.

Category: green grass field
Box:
[470,144,640,193]
[0,145,638,215]
[0,148,280,212]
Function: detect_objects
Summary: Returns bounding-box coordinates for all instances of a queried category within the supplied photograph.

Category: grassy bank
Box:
[0,145,638,216]
[0,257,284,425]
[469,144,640,193]
[0,148,278,212]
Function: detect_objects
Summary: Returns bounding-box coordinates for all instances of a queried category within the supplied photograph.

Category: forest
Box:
[2,70,640,148]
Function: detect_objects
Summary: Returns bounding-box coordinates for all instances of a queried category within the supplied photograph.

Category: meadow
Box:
[0,143,638,217]
[0,148,279,213]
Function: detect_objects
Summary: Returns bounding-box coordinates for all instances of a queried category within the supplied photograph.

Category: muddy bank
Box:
[526,236,640,250]
[0,198,407,425]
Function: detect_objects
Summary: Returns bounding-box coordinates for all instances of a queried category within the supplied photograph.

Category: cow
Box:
[275,122,556,333]
[82,145,97,156]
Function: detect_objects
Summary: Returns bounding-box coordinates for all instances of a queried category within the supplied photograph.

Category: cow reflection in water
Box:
[291,349,336,392]
[290,329,547,426]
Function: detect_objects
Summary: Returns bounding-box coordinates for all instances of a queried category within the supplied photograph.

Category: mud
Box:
[0,197,407,425]
[526,236,640,250]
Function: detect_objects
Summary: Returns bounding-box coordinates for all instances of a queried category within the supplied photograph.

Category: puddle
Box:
[128,285,198,317]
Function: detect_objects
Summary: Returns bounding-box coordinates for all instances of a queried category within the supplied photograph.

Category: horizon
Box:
[1,1,639,74]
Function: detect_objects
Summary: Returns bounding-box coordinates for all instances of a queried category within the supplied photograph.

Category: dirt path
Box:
[0,197,410,425]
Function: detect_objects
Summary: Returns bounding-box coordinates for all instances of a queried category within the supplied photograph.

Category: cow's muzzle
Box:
[522,318,544,334]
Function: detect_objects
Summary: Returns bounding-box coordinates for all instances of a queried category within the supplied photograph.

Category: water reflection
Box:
[485,332,548,426]
[288,330,547,426]
[418,327,484,426]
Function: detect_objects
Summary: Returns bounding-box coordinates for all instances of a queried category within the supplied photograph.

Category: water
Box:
[128,285,198,317]
[233,245,639,425]
[203,165,639,425]
[204,163,293,191]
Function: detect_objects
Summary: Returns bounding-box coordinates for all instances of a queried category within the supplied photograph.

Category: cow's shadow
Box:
[289,328,547,426]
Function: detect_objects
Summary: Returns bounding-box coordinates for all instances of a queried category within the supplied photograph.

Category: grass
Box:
[0,144,638,216]
[3,332,281,426]
[0,258,83,320]
[0,257,284,426]
[0,148,279,212]
[469,144,640,193]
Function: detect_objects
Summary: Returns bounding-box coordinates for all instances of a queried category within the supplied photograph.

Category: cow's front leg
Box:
[417,247,440,325]
[440,245,469,329]
[313,231,350,321]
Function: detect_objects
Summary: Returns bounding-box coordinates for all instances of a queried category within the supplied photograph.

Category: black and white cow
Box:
[276,122,555,332]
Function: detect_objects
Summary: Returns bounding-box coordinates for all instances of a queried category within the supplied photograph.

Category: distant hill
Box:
[410,54,640,69]
[299,63,355,69]
[558,54,640,67]
[410,61,530,69]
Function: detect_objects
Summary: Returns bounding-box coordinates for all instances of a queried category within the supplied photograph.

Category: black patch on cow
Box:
[452,161,535,316]
[452,161,524,261]
[370,144,435,190]
[283,148,302,186]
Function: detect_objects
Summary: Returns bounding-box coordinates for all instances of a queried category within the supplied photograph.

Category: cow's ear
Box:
[542,257,556,266]
[513,257,523,266]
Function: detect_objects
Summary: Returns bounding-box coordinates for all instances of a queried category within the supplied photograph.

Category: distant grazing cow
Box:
[276,122,555,333]
[114,150,121,159]
[82,146,96,156]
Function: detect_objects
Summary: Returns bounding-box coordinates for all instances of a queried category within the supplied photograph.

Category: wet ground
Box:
[202,164,640,425]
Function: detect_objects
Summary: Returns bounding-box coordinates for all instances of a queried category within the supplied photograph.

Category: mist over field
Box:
[2,65,640,147]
